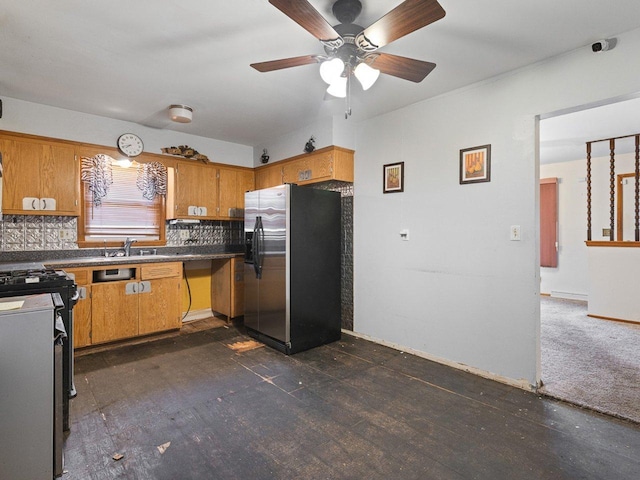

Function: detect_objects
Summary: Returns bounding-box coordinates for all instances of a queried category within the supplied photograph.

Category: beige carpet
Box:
[540,296,640,424]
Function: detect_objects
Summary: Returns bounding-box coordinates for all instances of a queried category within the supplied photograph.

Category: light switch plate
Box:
[510,225,521,241]
[400,229,410,241]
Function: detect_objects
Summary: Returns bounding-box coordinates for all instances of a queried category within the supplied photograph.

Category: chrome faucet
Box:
[123,237,137,256]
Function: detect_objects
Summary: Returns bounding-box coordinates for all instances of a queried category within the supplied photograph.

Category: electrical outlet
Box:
[179,230,190,240]
[510,225,521,241]
[59,228,74,240]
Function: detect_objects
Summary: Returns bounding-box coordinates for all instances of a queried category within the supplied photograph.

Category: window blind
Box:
[83,164,162,241]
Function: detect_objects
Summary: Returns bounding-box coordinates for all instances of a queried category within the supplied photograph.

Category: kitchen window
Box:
[78,161,166,247]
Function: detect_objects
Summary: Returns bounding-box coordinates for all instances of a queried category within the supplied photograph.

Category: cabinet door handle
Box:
[41,198,47,210]
[32,198,37,209]
[139,281,145,292]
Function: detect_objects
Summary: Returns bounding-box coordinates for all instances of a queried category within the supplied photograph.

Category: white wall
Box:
[353,26,640,387]
[1,97,253,167]
[540,152,637,299]
[588,247,640,322]
[253,114,357,166]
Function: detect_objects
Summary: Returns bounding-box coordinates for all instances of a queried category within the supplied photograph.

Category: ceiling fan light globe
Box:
[354,63,380,90]
[327,76,348,98]
[319,58,345,84]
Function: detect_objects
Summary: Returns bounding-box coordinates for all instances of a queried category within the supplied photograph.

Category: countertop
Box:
[0,246,244,270]
[45,252,241,269]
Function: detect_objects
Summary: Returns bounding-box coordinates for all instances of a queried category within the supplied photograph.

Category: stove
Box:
[0,262,78,431]
[0,268,72,287]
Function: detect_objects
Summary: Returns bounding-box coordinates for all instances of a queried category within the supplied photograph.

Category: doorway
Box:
[538,95,640,424]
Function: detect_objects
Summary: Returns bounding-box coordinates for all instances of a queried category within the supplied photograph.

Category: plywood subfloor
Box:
[75,315,228,357]
[64,325,640,479]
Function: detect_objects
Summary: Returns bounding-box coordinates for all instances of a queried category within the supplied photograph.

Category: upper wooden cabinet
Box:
[255,146,354,189]
[166,162,218,219]
[255,163,283,190]
[0,133,80,216]
[167,162,254,220]
[218,167,254,219]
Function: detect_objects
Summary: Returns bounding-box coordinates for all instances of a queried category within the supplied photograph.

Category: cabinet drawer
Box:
[65,268,89,285]
[141,262,182,280]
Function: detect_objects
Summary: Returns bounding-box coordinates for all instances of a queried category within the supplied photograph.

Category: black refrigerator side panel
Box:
[289,186,341,353]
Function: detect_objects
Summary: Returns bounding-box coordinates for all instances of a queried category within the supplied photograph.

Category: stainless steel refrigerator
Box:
[244,184,341,354]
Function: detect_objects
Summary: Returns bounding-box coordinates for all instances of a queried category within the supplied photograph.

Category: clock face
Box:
[117,133,144,157]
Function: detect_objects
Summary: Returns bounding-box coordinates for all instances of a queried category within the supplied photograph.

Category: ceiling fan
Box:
[251,0,446,117]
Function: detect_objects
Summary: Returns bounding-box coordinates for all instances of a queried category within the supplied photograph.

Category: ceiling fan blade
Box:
[369,53,436,83]
[357,0,445,51]
[269,0,342,45]
[251,55,321,72]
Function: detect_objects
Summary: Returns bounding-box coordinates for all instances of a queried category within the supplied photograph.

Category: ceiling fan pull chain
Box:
[345,68,352,119]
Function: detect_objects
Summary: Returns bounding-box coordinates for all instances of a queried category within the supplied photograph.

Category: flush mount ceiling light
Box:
[251,0,445,118]
[169,104,193,123]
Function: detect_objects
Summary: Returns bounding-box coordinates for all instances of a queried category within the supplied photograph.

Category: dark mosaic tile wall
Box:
[306,181,354,331]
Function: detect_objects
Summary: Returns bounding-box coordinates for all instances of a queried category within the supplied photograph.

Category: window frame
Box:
[77,146,167,248]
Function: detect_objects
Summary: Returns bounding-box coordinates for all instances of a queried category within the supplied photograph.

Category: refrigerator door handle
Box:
[254,216,263,279]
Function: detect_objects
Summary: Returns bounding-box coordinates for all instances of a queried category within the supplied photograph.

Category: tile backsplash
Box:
[1,215,79,251]
[0,215,243,252]
[308,181,354,331]
[166,220,244,246]
[0,182,354,331]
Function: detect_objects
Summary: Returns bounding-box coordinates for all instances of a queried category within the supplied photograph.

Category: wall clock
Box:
[117,133,144,157]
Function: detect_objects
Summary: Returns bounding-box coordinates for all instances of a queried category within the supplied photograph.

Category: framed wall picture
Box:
[460,144,491,184]
[383,162,404,193]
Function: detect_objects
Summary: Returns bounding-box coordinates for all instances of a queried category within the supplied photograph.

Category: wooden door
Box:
[310,151,334,181]
[231,257,244,318]
[0,138,42,212]
[255,164,282,190]
[218,168,237,219]
[175,163,217,217]
[218,168,254,218]
[65,268,92,348]
[91,282,138,343]
[211,259,231,317]
[138,277,181,335]
[236,170,255,211]
[73,284,92,348]
[41,143,79,215]
[175,163,200,216]
[540,178,558,268]
[282,160,304,184]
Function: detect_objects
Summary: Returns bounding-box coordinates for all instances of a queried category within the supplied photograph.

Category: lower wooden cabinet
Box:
[211,257,244,319]
[65,262,182,347]
[71,270,92,349]
[138,276,181,335]
[92,281,139,344]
